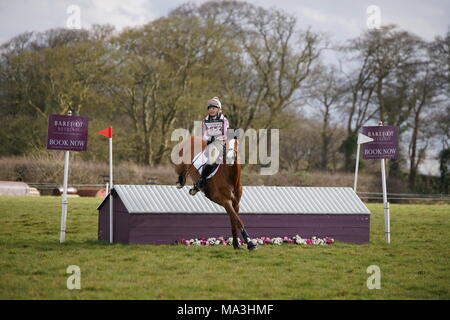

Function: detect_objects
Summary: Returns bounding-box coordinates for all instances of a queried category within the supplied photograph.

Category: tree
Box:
[406,61,441,190]
[338,38,378,171]
[0,28,113,155]
[170,1,325,130]
[108,14,219,165]
[339,24,430,178]
[439,148,450,194]
[279,113,321,172]
[238,5,323,128]
[430,30,450,193]
[308,66,344,170]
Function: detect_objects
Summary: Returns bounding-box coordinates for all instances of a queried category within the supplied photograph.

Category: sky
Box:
[0,0,447,175]
[0,0,448,45]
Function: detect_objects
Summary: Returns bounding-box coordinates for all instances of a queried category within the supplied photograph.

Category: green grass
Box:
[0,196,449,299]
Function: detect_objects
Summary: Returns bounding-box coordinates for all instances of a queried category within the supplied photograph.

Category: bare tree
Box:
[339,25,426,174]
[308,66,344,170]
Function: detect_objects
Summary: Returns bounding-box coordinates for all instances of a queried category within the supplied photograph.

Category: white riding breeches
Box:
[205,139,224,165]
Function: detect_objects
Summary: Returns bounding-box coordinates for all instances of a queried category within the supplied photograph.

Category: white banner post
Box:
[354,133,374,192]
[381,157,391,243]
[59,110,72,243]
[98,127,113,243]
[378,121,391,244]
[60,150,70,243]
[354,142,361,191]
[109,136,113,244]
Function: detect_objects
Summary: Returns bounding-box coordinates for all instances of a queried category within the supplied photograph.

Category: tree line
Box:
[0,1,448,192]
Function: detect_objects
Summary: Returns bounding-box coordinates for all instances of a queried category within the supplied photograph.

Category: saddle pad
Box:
[192,150,220,180]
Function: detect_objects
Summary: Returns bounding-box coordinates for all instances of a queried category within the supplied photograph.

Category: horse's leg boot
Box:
[241,229,257,250]
[233,238,242,250]
[176,174,186,189]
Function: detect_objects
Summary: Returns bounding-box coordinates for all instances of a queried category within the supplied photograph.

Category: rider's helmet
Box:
[207,97,221,110]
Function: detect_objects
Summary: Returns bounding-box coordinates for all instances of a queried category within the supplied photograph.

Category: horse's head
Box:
[226,136,239,165]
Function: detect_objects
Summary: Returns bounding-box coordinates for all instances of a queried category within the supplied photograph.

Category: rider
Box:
[191,97,229,194]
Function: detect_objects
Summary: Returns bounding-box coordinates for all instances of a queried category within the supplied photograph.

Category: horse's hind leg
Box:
[224,201,241,249]
[235,213,257,250]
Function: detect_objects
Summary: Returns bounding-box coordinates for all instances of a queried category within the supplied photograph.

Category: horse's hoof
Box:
[247,244,257,251]
[189,188,198,196]
[176,182,184,189]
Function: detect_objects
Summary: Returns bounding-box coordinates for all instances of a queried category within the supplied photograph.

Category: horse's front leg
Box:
[225,201,257,251]
[175,166,187,189]
[176,173,186,189]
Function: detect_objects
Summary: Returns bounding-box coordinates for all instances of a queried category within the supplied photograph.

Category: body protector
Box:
[202,113,229,165]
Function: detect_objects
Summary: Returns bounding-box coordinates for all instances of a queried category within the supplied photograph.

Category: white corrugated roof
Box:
[98,185,370,215]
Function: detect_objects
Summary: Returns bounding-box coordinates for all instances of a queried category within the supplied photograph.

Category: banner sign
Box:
[47,114,89,152]
[362,126,399,159]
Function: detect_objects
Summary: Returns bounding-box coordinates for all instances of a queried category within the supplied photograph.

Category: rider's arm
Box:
[217,116,229,142]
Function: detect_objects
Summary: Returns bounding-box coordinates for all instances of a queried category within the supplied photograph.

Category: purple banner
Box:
[362,126,399,159]
[47,114,89,152]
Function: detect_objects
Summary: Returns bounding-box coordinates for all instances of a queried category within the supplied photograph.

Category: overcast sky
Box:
[0,0,448,45]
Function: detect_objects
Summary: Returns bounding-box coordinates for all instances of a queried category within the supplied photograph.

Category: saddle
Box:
[191,149,220,179]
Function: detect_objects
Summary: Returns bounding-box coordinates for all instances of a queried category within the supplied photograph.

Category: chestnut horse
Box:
[173,136,257,250]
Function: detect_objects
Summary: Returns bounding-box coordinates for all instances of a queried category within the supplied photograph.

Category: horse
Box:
[173,135,257,250]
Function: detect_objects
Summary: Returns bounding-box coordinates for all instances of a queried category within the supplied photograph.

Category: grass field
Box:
[0,196,449,300]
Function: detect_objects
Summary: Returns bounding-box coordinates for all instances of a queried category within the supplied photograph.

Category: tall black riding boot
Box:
[196,163,214,189]
[189,163,217,196]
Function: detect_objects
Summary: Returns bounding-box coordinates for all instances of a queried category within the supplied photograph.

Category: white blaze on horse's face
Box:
[227,139,237,165]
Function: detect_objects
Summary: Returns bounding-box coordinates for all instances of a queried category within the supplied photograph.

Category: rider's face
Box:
[208,106,219,116]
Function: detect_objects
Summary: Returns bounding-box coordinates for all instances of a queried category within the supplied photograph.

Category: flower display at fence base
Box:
[175,235,334,246]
